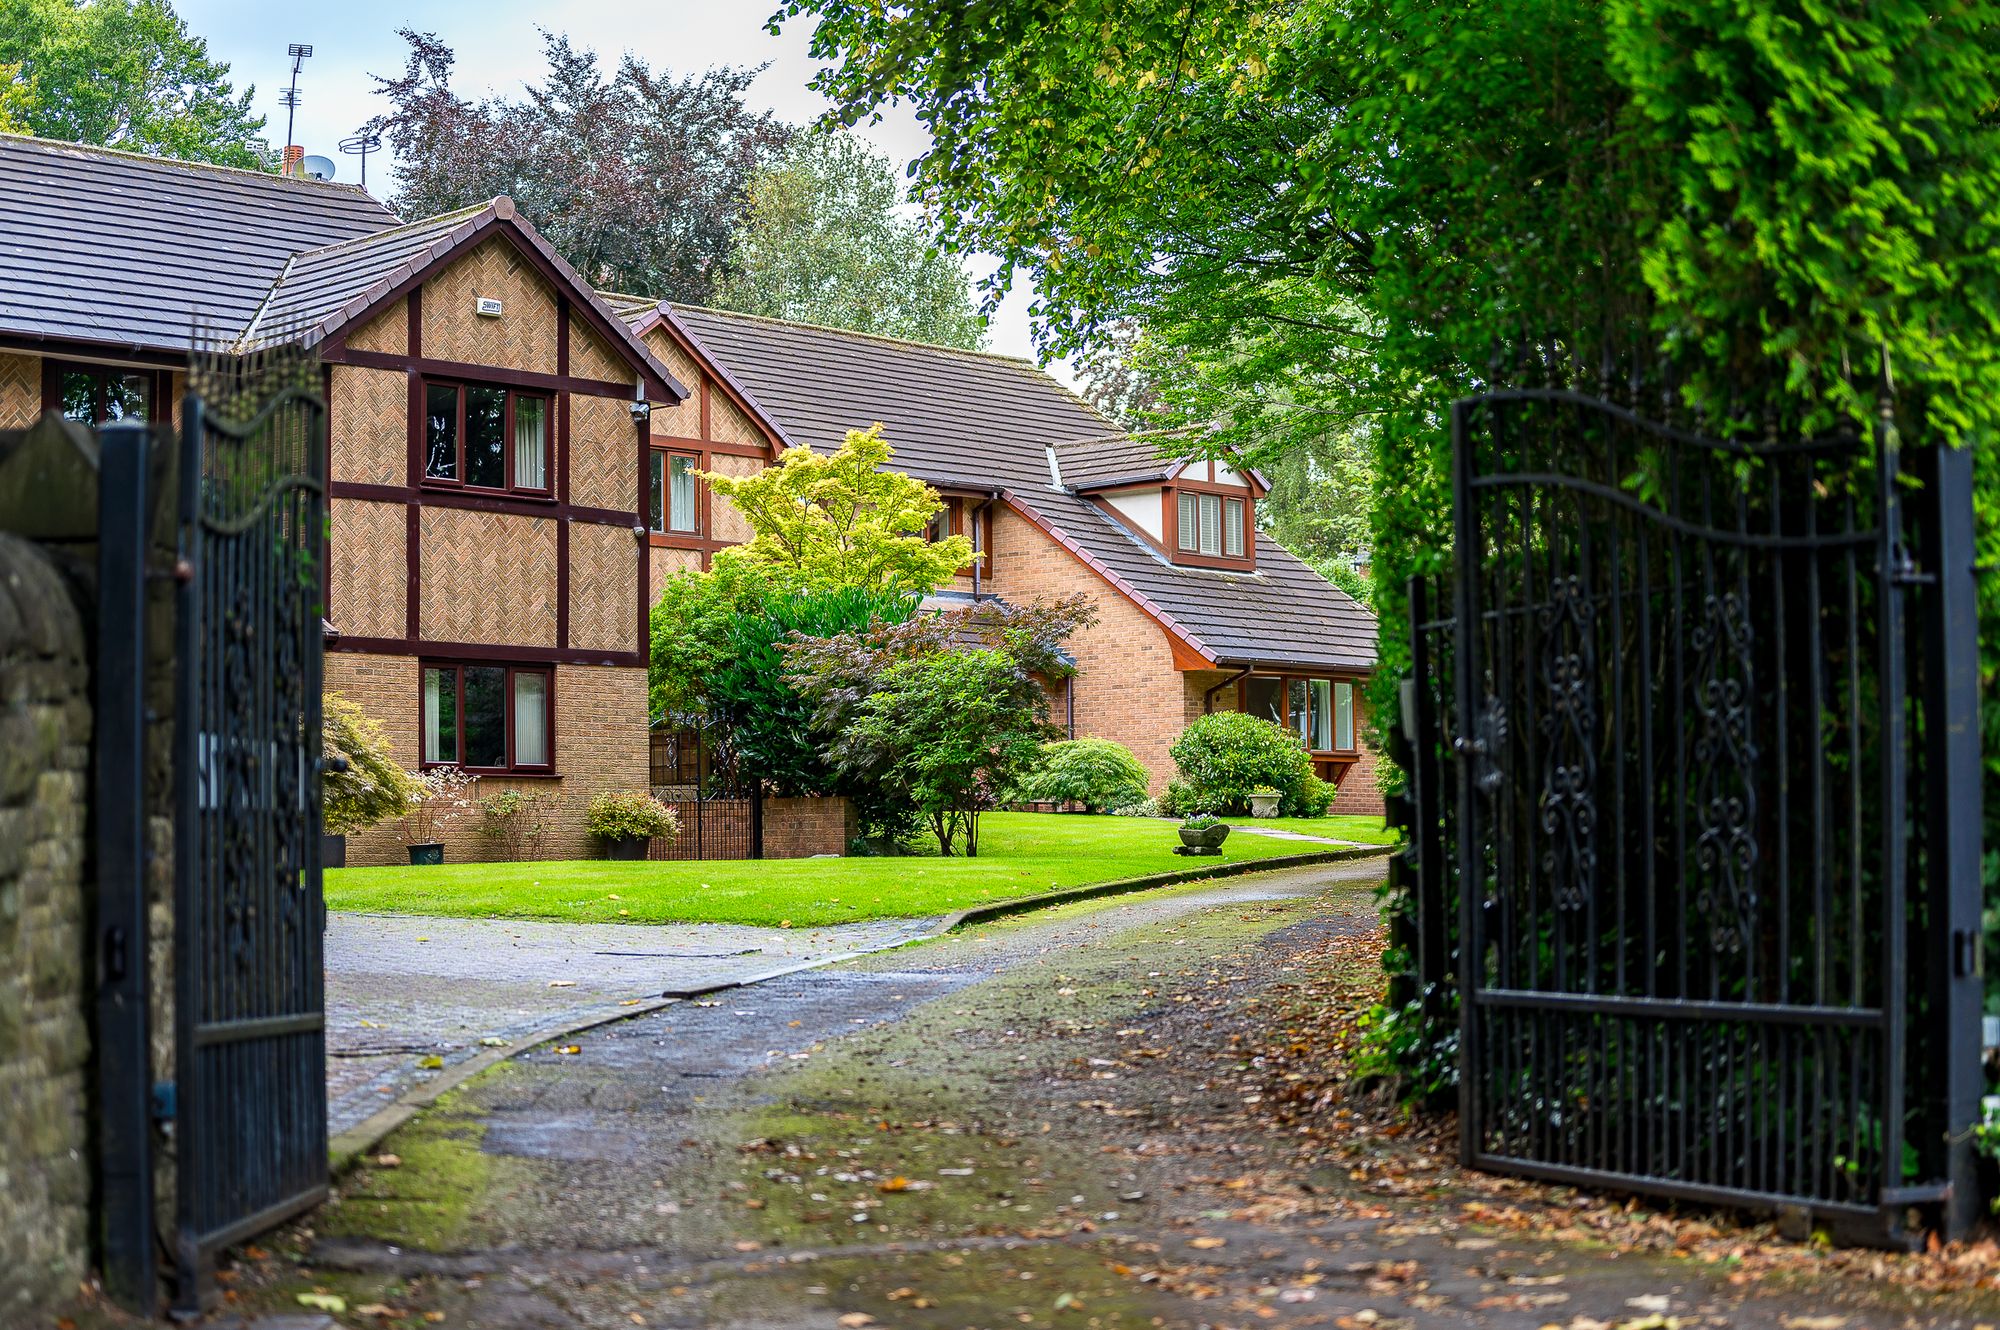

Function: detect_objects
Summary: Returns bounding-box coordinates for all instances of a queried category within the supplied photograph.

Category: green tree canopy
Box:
[706,424,975,594]
[0,0,266,167]
[712,130,986,350]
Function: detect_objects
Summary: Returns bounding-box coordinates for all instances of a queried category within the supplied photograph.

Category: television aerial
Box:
[339,131,383,189]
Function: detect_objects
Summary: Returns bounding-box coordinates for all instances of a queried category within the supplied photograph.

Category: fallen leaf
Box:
[369,1153,402,1169]
[549,980,577,988]
[423,1315,445,1325]
[479,1037,508,1047]
[1625,1297,1671,1314]
[1189,1236,1227,1249]
[837,1315,875,1328]
[557,1045,582,1055]
[1782,1320,1849,1330]
[354,1304,396,1318]
[298,1293,347,1313]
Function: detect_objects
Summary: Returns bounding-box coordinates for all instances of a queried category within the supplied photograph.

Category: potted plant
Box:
[321,693,420,867]
[1176,812,1231,855]
[397,766,478,865]
[1247,786,1282,818]
[587,789,679,861]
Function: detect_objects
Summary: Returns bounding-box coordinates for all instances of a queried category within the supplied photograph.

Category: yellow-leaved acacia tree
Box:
[703,423,975,594]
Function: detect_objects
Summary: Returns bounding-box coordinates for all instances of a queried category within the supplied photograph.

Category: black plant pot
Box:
[407,842,444,866]
[322,832,347,869]
[603,836,650,861]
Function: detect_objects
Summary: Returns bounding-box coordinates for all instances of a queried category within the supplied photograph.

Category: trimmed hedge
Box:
[1165,712,1333,817]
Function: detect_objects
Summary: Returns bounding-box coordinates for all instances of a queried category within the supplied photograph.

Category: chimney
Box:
[280,145,304,178]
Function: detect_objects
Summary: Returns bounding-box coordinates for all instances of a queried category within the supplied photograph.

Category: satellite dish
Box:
[300,154,336,181]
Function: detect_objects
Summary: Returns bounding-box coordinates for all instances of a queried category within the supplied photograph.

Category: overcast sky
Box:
[176,0,1070,380]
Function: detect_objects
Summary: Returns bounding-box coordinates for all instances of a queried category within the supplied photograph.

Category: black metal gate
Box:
[1411,377,1983,1244]
[172,347,330,1309]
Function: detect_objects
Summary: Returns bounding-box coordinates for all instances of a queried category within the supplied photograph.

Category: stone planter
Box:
[602,836,650,861]
[322,832,347,869]
[1247,792,1281,817]
[1176,823,1230,855]
[406,842,444,866]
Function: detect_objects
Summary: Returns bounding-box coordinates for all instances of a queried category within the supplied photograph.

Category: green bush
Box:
[585,790,680,843]
[1021,738,1150,812]
[1168,712,1323,817]
[322,693,419,835]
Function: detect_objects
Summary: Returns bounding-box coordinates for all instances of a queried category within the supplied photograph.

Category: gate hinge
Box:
[151,1081,176,1124]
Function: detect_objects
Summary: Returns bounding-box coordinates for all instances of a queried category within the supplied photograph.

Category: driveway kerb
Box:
[325,845,1394,1173]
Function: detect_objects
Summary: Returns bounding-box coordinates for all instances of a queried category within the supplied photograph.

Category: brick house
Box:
[0,135,703,864]
[611,303,1383,813]
[0,133,1381,861]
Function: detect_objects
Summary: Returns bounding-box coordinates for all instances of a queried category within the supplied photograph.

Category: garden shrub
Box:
[1110,797,1160,818]
[322,692,419,835]
[1020,738,1150,812]
[1168,712,1322,816]
[478,788,563,861]
[586,790,680,843]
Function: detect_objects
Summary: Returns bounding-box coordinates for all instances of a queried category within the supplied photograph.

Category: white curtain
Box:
[513,672,549,766]
[514,397,547,490]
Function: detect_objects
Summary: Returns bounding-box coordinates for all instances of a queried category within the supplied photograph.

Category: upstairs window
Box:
[424,381,549,494]
[648,450,701,534]
[56,363,154,424]
[1171,488,1252,565]
[422,663,552,772]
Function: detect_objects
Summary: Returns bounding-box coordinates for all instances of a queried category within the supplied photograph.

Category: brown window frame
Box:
[419,661,557,776]
[926,497,991,578]
[1238,672,1359,758]
[420,378,554,498]
[44,359,164,425]
[1162,481,1256,570]
[647,445,705,537]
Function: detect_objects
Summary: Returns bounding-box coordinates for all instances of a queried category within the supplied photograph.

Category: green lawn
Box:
[1226,813,1400,844]
[324,812,1363,928]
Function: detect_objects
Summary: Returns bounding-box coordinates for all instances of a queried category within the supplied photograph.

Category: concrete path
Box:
[324,911,944,1137]
[1226,822,1372,847]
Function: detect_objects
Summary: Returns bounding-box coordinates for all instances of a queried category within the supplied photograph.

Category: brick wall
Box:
[417,508,558,646]
[327,364,405,485]
[326,654,650,865]
[1329,690,1385,815]
[763,795,857,858]
[989,505,1189,794]
[0,533,92,1315]
[0,351,39,428]
[422,237,560,372]
[571,394,640,512]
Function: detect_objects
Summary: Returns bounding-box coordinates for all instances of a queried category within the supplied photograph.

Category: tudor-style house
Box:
[617,304,1383,811]
[0,135,700,864]
[0,133,1381,862]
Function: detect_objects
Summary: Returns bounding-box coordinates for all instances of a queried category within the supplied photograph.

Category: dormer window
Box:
[1176,492,1247,560]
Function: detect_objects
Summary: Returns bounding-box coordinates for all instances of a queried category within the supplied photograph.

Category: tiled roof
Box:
[0,134,398,351]
[664,304,1377,673]
[240,204,487,347]
[1053,433,1177,489]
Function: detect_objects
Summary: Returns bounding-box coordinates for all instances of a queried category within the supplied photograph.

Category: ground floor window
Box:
[422,663,552,772]
[1241,673,1356,756]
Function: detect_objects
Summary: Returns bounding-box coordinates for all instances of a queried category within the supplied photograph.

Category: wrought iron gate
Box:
[1413,379,1983,1244]
[172,347,330,1309]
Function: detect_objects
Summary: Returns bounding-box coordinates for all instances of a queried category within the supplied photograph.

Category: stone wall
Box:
[0,531,92,1317]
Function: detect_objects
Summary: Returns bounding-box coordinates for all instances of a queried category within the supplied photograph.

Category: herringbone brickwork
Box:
[329,500,408,638]
[649,545,701,598]
[705,453,761,545]
[568,522,638,652]
[569,322,624,382]
[570,394,638,512]
[422,238,560,373]
[347,305,406,355]
[710,391,762,446]
[418,508,557,646]
[0,352,38,428]
[642,329,702,437]
[329,365,407,485]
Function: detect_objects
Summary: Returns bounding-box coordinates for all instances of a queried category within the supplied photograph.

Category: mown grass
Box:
[324,811,1352,928]
[1226,813,1399,844]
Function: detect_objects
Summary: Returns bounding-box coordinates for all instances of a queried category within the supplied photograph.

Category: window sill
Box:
[420,765,562,779]
[420,480,557,503]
